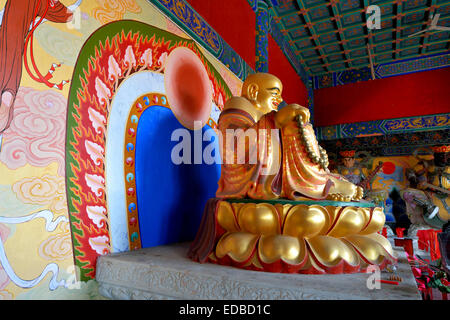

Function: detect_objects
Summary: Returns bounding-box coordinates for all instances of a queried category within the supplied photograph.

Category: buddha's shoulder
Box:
[224,96,254,110]
[222,96,258,121]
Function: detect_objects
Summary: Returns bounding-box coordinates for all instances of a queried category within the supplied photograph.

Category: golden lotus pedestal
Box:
[188,198,397,274]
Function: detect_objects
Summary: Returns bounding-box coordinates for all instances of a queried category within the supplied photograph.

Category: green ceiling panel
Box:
[268,0,450,76]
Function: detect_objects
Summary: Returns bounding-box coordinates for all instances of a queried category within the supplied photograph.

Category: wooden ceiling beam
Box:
[295,0,332,73]
[272,0,450,75]
[420,0,439,55]
[311,47,449,75]
[364,0,377,79]
[329,0,355,69]
[394,0,406,60]
[303,39,448,71]
[286,15,450,44]
[278,0,449,34]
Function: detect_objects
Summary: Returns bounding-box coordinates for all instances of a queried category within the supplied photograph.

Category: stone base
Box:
[188,198,397,274]
[96,242,421,300]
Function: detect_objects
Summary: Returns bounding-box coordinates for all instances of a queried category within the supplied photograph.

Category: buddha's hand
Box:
[274,104,310,128]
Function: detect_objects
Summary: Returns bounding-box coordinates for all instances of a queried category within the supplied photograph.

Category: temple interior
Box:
[0,0,448,303]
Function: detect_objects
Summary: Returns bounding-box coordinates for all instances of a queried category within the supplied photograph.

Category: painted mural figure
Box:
[0,0,74,134]
[333,150,391,219]
[403,145,450,229]
[216,72,363,202]
[334,150,367,185]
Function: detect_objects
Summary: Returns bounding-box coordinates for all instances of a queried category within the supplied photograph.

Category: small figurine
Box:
[335,150,366,185]
[403,145,449,230]
[334,150,393,221]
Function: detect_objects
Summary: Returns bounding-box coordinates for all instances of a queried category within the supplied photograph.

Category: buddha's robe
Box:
[216,107,338,200]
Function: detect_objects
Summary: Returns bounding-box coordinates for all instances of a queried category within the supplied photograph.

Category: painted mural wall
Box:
[186,0,256,70]
[329,152,435,226]
[0,0,245,299]
[268,34,308,106]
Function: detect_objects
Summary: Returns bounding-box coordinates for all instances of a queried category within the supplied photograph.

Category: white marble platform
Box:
[95,242,421,300]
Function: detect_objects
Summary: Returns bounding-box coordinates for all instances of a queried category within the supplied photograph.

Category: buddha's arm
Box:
[218,104,266,166]
[274,104,310,128]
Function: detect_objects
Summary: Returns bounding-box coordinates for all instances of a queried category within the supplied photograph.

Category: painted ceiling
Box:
[268,0,450,76]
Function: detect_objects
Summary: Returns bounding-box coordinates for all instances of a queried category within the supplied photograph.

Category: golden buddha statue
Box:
[216,73,363,202]
[188,73,396,274]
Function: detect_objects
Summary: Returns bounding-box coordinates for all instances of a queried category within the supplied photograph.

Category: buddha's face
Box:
[255,81,283,113]
[243,73,283,114]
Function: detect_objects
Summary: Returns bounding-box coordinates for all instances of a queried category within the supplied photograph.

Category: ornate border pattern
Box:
[124,93,170,251]
[148,0,255,81]
[319,128,450,157]
[256,1,270,72]
[316,113,450,141]
[66,21,231,281]
[316,112,450,157]
[313,53,450,89]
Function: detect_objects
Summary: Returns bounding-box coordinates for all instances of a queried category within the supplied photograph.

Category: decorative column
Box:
[255,0,270,72]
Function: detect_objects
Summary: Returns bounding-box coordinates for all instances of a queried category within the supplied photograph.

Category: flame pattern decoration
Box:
[65,20,232,281]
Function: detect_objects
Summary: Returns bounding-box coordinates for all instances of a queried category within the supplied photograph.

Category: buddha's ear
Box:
[246,83,259,101]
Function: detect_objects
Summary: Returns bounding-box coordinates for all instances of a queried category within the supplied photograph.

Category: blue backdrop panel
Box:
[135,106,221,248]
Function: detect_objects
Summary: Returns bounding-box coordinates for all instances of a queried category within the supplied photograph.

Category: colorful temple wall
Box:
[313,67,450,127]
[370,156,416,197]
[330,154,429,226]
[185,0,309,106]
[186,0,256,70]
[268,34,309,106]
[0,0,445,301]
[0,0,248,299]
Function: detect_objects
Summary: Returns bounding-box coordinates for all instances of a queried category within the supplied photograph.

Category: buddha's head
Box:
[241,73,283,115]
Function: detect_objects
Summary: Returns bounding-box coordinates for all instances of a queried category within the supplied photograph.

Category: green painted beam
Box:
[295,0,332,73]
[311,48,449,76]
[420,0,438,55]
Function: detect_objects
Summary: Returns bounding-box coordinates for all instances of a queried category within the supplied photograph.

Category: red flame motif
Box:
[67,28,230,279]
